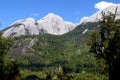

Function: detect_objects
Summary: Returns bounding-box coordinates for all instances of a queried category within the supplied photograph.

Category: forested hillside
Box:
[5,20,108,80]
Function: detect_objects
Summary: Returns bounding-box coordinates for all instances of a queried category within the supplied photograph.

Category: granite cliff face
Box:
[80,4,120,24]
[3,13,76,37]
[3,4,120,37]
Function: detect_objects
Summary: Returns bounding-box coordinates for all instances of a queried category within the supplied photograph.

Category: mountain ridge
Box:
[80,4,120,24]
[2,13,76,37]
[2,4,120,37]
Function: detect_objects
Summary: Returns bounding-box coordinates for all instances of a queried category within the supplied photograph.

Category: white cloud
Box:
[74,11,80,15]
[33,13,39,16]
[76,18,79,21]
[74,12,78,15]
[95,1,114,10]
[30,13,39,17]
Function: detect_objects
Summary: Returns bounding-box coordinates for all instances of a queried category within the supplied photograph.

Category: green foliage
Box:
[6,15,111,79]
[0,35,13,56]
[74,73,108,80]
[88,30,100,46]
[0,33,19,80]
[89,8,120,80]
[6,25,108,79]
[20,69,46,79]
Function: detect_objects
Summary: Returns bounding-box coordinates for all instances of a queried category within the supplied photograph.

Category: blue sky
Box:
[0,0,119,30]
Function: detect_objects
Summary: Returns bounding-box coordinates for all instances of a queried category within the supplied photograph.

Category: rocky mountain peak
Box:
[2,13,76,37]
[80,4,120,24]
[37,13,76,35]
[43,13,63,20]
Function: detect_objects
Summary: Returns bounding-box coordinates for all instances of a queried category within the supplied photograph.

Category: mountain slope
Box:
[80,4,120,24]
[3,13,76,37]
[2,18,40,37]
[6,5,120,79]
[3,4,120,37]
[38,13,76,35]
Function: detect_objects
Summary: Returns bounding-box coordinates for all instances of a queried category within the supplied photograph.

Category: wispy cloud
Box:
[30,13,39,17]
[76,18,79,21]
[74,12,78,15]
[95,1,115,10]
[33,13,39,16]
[0,23,2,26]
[74,11,80,15]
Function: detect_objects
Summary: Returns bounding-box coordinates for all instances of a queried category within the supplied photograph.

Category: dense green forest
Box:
[8,33,108,80]
[1,11,120,80]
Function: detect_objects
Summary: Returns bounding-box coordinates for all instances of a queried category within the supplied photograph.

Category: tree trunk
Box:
[109,59,120,80]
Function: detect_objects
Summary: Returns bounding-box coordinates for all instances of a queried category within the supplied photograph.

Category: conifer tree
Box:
[89,7,120,80]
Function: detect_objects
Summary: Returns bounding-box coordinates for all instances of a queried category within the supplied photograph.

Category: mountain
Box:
[80,4,120,24]
[2,4,120,37]
[2,13,76,37]
[38,13,76,35]
[76,4,120,34]
[6,4,120,79]
[3,18,40,37]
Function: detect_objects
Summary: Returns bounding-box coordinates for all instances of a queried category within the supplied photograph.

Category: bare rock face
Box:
[3,4,120,37]
[38,13,76,35]
[3,13,76,37]
[3,18,40,37]
[9,38,38,56]
[80,4,120,24]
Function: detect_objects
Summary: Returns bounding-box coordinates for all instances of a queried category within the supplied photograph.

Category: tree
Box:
[0,31,19,80]
[108,28,120,80]
[89,7,120,80]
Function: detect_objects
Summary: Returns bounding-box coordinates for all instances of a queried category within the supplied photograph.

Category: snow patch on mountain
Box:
[82,28,88,34]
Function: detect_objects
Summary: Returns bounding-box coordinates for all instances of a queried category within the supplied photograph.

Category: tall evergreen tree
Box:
[89,7,120,80]
[108,28,120,80]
